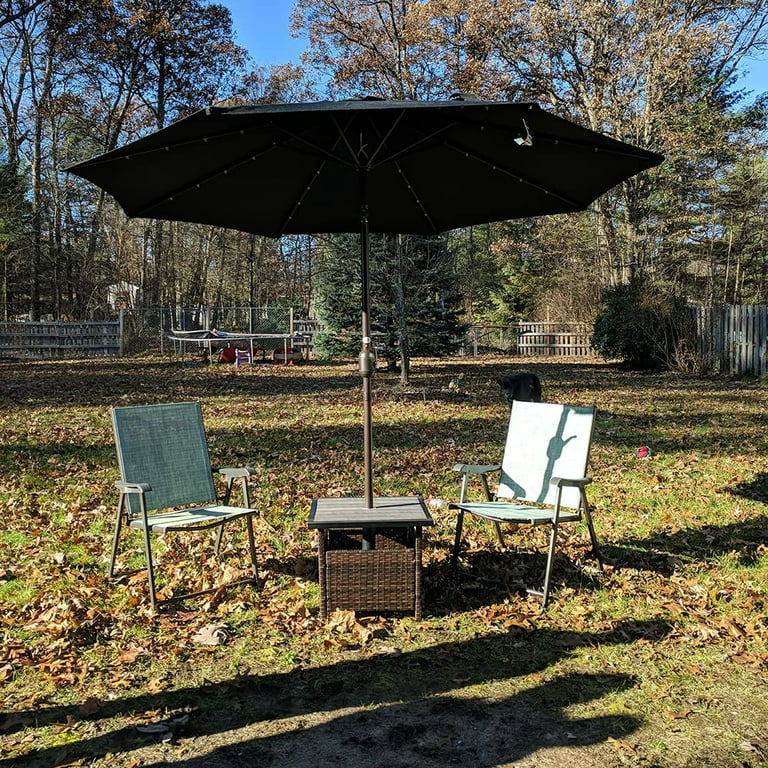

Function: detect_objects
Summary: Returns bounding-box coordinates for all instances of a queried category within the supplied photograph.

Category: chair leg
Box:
[222,476,234,505]
[245,515,259,582]
[109,497,126,578]
[540,518,560,611]
[452,509,465,566]
[480,475,492,501]
[137,498,158,611]
[221,476,258,583]
[214,523,225,555]
[142,524,158,612]
[581,490,603,571]
[215,476,232,555]
[493,521,505,547]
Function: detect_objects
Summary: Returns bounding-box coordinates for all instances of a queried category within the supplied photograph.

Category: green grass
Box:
[1,356,767,767]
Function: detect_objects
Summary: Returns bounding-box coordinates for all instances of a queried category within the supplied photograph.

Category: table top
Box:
[308,496,434,529]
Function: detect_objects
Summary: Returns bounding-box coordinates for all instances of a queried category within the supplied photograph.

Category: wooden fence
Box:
[462,322,595,357]
[0,320,122,358]
[516,321,594,356]
[5,308,762,374]
[694,304,768,377]
[291,318,321,358]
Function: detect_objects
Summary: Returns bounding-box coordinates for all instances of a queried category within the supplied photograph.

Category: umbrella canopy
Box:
[67,97,662,236]
[67,96,663,507]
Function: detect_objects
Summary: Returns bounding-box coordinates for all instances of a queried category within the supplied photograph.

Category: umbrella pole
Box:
[359,174,375,510]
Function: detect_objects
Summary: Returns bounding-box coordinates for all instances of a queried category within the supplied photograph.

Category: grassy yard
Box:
[1,355,767,767]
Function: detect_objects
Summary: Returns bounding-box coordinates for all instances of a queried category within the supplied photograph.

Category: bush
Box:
[592,281,688,369]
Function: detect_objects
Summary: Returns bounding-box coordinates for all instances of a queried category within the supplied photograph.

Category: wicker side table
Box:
[308,496,433,620]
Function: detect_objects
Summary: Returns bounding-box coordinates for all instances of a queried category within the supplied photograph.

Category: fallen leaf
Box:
[116,647,144,664]
[192,623,231,646]
[740,741,765,756]
[607,737,637,753]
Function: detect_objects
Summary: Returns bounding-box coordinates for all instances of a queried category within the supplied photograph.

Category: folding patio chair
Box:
[110,401,260,610]
[450,401,603,609]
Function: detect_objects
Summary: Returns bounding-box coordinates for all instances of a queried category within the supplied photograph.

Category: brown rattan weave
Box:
[318,527,423,619]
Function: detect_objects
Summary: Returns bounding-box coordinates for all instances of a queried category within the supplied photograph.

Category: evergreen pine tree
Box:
[312,232,466,381]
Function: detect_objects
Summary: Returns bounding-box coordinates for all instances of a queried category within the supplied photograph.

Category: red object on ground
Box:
[273,347,303,364]
[219,347,236,363]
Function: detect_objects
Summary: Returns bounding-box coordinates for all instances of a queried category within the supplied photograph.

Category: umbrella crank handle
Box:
[359,347,376,377]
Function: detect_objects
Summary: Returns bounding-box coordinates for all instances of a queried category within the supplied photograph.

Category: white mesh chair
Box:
[110,401,260,610]
[451,401,602,609]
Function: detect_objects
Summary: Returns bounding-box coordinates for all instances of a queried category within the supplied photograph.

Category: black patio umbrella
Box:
[66,96,663,509]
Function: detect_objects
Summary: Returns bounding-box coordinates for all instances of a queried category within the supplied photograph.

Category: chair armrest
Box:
[217,467,257,479]
[115,481,151,493]
[453,464,500,504]
[453,463,501,476]
[550,476,592,488]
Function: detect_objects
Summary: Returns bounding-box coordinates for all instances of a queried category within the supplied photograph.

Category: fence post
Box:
[119,309,125,356]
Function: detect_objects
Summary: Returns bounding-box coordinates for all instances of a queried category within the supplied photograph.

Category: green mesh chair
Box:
[110,401,260,610]
[451,401,603,609]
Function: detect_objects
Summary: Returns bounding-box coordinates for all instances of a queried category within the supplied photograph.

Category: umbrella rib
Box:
[370,122,458,168]
[277,158,328,235]
[328,110,407,168]
[131,144,282,218]
[531,130,663,161]
[331,114,366,168]
[443,140,583,209]
[364,110,406,166]
[66,125,268,169]
[393,161,438,232]
[477,117,663,163]
[274,123,357,170]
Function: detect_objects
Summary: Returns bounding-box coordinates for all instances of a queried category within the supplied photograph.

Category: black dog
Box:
[498,372,543,405]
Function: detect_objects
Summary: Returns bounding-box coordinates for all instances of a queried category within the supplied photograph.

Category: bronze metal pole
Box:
[359,170,374,509]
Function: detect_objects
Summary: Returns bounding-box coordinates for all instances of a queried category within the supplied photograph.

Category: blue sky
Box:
[223,0,305,66]
[221,0,767,98]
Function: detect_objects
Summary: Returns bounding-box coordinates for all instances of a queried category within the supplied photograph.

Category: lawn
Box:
[1,355,767,767]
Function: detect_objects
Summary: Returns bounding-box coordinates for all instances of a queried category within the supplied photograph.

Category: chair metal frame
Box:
[450,401,603,609]
[109,402,260,611]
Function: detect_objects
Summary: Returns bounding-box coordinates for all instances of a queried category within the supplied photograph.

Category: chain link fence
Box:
[459,325,518,355]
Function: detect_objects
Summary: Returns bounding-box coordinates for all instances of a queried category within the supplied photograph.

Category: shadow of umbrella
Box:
[1,619,670,766]
[66,95,663,508]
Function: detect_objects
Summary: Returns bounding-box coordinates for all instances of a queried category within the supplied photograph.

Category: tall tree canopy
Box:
[294,0,768,320]
[0,0,764,340]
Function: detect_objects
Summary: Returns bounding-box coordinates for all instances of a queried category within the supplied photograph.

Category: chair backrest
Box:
[497,401,596,509]
[112,402,217,513]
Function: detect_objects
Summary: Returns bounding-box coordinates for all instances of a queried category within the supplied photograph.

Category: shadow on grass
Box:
[733,473,768,504]
[0,413,505,479]
[1,619,669,767]
[424,549,604,614]
[601,513,768,573]
[0,358,360,408]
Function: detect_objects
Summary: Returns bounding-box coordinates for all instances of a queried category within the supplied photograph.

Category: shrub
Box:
[592,280,689,369]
